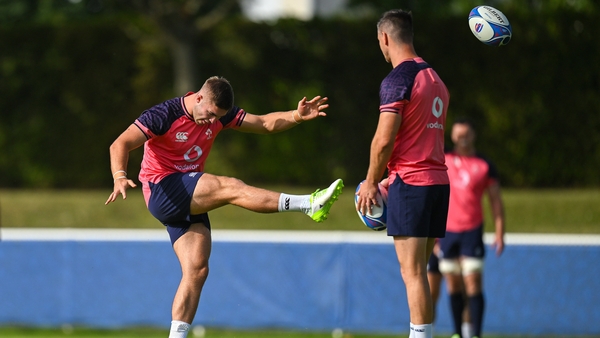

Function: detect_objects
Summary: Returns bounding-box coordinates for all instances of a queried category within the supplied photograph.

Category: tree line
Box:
[1,9,598,188]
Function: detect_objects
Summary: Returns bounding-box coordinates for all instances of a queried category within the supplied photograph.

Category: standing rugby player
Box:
[356,9,450,338]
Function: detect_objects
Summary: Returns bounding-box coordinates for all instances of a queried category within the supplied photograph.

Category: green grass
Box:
[483,189,600,233]
[1,187,599,233]
[0,327,592,338]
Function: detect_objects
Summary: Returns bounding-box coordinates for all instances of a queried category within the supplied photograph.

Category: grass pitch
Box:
[0,327,590,338]
[0,187,599,233]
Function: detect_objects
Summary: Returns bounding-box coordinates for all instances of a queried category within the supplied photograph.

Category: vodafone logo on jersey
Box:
[184,145,203,162]
[175,132,188,142]
[432,97,444,118]
[427,96,445,130]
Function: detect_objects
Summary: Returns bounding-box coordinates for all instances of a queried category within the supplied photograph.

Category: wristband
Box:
[292,110,303,124]
[112,170,127,177]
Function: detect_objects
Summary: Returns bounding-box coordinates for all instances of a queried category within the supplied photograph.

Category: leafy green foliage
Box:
[0,23,141,187]
[0,6,599,188]
[346,0,598,17]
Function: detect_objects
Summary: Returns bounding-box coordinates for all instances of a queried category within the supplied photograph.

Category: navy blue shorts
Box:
[427,252,441,273]
[386,174,449,238]
[148,172,211,245]
[438,226,485,259]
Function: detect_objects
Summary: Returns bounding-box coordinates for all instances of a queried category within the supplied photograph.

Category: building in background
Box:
[241,0,347,21]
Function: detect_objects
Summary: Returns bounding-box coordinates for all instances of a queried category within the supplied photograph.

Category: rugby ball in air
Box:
[354,181,388,231]
[468,6,512,46]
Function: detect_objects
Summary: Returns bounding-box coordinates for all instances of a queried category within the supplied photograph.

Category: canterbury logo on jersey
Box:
[175,132,188,142]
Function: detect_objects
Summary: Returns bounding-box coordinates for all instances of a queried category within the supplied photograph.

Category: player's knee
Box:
[461,257,484,275]
[219,176,246,190]
[187,263,209,283]
[439,258,461,275]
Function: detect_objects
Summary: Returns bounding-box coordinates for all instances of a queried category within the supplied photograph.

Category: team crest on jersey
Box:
[205,128,213,140]
[175,132,188,142]
[457,169,471,188]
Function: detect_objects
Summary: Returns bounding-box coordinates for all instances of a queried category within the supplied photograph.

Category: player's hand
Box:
[379,177,389,188]
[296,96,329,121]
[355,181,380,216]
[492,234,505,256]
[432,241,441,257]
[105,178,137,205]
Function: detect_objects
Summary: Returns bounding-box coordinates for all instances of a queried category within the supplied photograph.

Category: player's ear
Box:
[379,31,388,45]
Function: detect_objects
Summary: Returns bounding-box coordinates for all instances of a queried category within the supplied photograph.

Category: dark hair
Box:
[452,117,476,131]
[377,9,414,44]
[204,76,234,111]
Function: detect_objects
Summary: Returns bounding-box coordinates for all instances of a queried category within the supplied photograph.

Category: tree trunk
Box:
[169,35,198,95]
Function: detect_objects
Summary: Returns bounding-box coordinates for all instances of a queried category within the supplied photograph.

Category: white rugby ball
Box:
[468,6,512,46]
[354,181,388,231]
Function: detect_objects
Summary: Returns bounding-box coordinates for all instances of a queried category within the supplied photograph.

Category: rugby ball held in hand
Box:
[468,6,512,46]
[355,181,388,231]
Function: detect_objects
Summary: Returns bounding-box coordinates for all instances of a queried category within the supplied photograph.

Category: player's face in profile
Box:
[192,95,228,125]
[451,123,475,149]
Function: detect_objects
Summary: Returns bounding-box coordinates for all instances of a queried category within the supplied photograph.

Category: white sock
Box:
[168,320,190,338]
[462,322,474,338]
[278,193,310,213]
[410,323,432,338]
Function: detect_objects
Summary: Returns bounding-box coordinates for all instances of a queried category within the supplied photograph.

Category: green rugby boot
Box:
[308,179,344,222]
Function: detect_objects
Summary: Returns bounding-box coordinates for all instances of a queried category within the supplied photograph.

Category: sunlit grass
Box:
[1,187,599,233]
[484,189,600,233]
[0,326,587,338]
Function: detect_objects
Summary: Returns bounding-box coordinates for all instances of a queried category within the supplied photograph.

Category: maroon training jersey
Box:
[446,151,499,232]
[379,57,450,186]
[133,92,246,204]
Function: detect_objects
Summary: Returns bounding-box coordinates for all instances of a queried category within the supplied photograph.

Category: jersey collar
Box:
[181,92,195,120]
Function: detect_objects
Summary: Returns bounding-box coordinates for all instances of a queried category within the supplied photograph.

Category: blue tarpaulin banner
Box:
[1,229,599,336]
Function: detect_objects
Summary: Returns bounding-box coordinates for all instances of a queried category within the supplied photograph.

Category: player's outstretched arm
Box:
[296,96,329,121]
[487,181,505,256]
[105,125,146,205]
[238,96,328,134]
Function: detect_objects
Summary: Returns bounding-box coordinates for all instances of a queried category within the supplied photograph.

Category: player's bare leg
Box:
[427,270,442,322]
[463,270,483,295]
[393,236,436,337]
[191,173,343,222]
[427,268,442,338]
[191,174,279,214]
[171,223,212,331]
